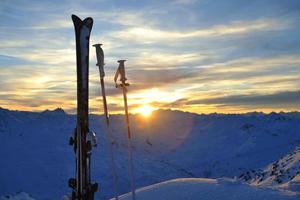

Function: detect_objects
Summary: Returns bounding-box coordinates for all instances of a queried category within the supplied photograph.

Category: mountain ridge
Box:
[1,106,300,117]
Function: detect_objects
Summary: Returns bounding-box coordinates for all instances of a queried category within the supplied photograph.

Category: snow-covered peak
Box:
[239,147,300,188]
[267,112,287,121]
[41,108,66,116]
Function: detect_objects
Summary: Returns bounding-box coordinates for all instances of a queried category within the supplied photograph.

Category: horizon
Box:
[1,106,299,116]
[1,0,300,114]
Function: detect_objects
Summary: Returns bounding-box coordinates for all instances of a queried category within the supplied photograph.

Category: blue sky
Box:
[0,0,300,114]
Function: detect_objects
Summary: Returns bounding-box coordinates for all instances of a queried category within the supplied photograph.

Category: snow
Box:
[0,108,300,199]
[239,146,300,191]
[0,192,35,200]
[281,174,300,193]
[117,178,299,200]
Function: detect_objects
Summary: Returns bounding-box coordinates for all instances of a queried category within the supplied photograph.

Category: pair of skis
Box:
[68,15,98,200]
[69,14,136,200]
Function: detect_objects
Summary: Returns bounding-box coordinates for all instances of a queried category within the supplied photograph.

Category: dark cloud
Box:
[128,68,196,84]
[149,98,190,108]
[127,68,200,92]
[140,90,300,112]
[188,90,300,107]
[253,77,300,86]
[89,68,200,98]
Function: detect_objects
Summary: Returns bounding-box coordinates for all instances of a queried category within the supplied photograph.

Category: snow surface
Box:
[117,178,299,200]
[0,192,34,200]
[0,108,300,199]
[280,174,300,194]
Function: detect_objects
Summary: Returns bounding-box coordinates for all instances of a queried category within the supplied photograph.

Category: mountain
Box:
[239,146,300,193]
[0,108,300,199]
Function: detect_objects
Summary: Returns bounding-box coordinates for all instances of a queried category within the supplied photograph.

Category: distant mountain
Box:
[0,108,300,199]
[40,108,66,116]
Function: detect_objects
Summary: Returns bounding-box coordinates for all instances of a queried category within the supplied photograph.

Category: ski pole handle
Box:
[93,43,105,78]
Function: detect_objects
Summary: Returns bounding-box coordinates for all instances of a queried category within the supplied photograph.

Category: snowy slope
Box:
[280,174,300,194]
[126,110,300,178]
[1,108,300,199]
[239,146,300,193]
[0,192,35,200]
[117,178,299,200]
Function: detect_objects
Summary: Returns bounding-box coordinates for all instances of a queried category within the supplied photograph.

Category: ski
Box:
[68,14,97,200]
[114,60,136,200]
[93,43,119,200]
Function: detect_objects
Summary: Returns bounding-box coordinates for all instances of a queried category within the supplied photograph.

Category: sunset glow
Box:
[0,1,299,114]
[134,105,155,117]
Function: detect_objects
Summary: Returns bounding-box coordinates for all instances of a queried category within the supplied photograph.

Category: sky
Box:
[0,0,300,114]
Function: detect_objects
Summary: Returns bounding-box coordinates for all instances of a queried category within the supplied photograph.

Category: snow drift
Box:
[117,178,299,200]
[0,192,35,200]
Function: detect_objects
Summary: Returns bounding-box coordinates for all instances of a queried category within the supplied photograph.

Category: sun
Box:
[135,105,155,117]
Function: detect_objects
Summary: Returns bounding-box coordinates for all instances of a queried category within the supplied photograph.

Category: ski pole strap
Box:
[114,60,127,86]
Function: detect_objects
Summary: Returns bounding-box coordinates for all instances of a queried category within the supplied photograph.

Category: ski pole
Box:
[93,43,119,200]
[114,60,136,200]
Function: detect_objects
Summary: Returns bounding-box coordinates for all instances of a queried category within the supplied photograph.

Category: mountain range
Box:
[0,107,299,199]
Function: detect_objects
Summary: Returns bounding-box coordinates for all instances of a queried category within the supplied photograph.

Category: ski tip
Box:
[83,17,93,29]
[71,15,93,29]
[71,14,82,23]
[118,60,126,63]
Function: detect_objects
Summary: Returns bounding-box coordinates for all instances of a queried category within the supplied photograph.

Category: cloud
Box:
[145,90,300,114]
[189,54,300,87]
[128,68,197,87]
[0,55,36,66]
[111,18,289,43]
[187,90,300,107]
[19,49,76,65]
[130,52,212,67]
[0,0,299,114]
[90,11,153,27]
[0,40,30,48]
[172,0,198,5]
